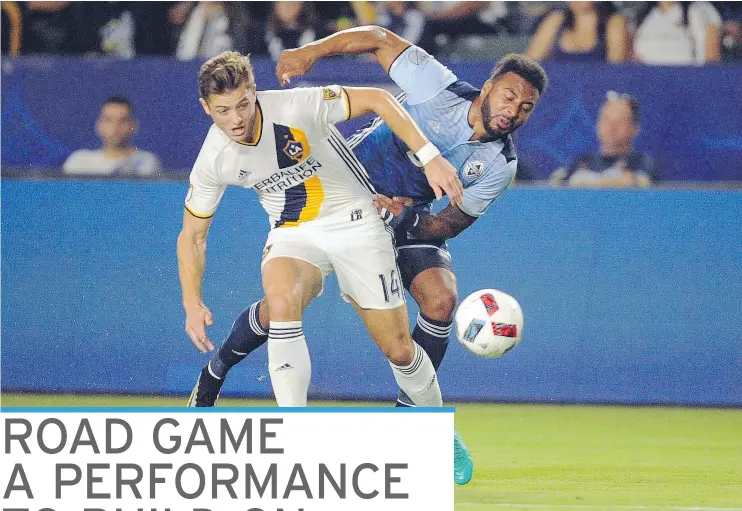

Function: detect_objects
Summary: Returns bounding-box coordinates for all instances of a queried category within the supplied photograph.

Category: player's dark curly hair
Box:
[490,54,548,97]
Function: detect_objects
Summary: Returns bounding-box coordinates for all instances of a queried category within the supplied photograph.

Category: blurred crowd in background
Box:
[3,1,742,63]
[3,1,741,186]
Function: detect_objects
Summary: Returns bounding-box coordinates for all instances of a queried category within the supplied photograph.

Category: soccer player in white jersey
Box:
[178,51,463,408]
[186,29,548,485]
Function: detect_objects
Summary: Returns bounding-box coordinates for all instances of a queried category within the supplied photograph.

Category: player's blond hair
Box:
[198,51,255,100]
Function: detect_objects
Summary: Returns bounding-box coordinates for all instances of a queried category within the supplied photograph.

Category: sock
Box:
[389,342,442,407]
[267,320,311,407]
[396,313,452,407]
[187,301,268,407]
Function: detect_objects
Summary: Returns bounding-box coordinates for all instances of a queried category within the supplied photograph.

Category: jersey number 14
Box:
[378,270,402,302]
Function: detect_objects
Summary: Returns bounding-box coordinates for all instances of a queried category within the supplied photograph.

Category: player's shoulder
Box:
[195,124,232,169]
[477,134,518,168]
[257,86,330,105]
[417,79,480,112]
[441,80,481,103]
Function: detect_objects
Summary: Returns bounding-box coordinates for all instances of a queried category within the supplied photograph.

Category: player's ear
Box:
[199,97,211,116]
[481,79,494,97]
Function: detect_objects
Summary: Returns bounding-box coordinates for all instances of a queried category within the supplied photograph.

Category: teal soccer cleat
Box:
[454,430,473,485]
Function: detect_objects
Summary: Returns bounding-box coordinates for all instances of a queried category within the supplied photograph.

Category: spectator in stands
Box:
[175,1,263,60]
[527,1,628,62]
[633,1,721,65]
[63,96,160,177]
[714,1,741,61]
[265,1,321,61]
[83,2,137,58]
[20,1,74,53]
[550,92,660,188]
[314,1,373,34]
[417,1,514,55]
[374,2,425,46]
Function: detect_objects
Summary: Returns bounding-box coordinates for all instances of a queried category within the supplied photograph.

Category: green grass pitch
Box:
[2,393,740,510]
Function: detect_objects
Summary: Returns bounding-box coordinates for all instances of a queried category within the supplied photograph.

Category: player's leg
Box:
[262,255,324,406]
[395,244,457,406]
[330,214,442,407]
[352,301,442,407]
[187,298,269,407]
[397,244,473,485]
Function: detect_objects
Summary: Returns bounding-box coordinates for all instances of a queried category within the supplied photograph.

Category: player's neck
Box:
[244,101,263,145]
[467,100,487,141]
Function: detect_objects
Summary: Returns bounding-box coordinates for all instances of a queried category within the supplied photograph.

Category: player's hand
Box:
[184,302,215,353]
[277,47,316,86]
[373,194,419,231]
[423,155,464,206]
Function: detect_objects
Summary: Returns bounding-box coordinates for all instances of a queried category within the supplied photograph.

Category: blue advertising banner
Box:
[2,57,741,180]
[2,180,741,405]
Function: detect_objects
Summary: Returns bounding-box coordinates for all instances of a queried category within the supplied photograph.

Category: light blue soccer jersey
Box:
[348,45,517,218]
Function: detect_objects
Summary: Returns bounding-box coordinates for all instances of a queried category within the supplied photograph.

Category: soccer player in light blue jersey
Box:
[187,26,547,486]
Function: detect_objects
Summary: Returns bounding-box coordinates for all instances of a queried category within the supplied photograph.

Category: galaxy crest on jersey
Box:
[185,86,374,229]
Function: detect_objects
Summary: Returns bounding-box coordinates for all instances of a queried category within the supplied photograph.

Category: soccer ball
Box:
[454,289,524,358]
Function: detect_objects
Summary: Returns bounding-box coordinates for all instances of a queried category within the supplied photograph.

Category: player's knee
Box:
[264,289,302,321]
[382,331,415,366]
[421,287,458,322]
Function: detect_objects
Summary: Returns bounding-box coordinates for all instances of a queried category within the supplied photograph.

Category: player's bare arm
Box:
[373,194,476,240]
[176,210,215,353]
[277,26,410,85]
[343,86,464,205]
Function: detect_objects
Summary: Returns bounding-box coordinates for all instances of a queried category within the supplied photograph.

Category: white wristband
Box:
[415,142,440,167]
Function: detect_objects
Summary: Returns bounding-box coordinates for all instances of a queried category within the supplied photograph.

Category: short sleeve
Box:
[185,157,226,219]
[388,45,457,105]
[460,160,516,217]
[291,85,350,126]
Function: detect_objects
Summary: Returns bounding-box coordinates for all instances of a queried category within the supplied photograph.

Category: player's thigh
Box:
[409,267,458,321]
[261,234,332,320]
[350,298,414,365]
[331,218,405,310]
[398,244,458,320]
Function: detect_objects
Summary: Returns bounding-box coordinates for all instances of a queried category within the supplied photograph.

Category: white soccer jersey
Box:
[185,85,374,228]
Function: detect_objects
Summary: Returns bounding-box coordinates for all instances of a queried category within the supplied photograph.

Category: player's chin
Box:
[487,125,518,138]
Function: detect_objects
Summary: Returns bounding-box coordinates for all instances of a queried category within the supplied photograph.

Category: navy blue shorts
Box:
[394,230,454,290]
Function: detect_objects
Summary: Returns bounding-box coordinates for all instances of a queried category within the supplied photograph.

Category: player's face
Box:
[480,72,539,139]
[597,100,638,150]
[201,85,258,143]
[96,103,135,149]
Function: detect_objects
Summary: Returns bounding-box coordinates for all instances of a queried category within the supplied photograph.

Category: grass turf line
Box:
[3,394,740,510]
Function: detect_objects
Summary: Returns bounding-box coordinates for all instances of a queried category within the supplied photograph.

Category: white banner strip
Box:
[1,407,454,511]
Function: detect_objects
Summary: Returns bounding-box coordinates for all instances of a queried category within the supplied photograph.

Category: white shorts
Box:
[261,206,405,310]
